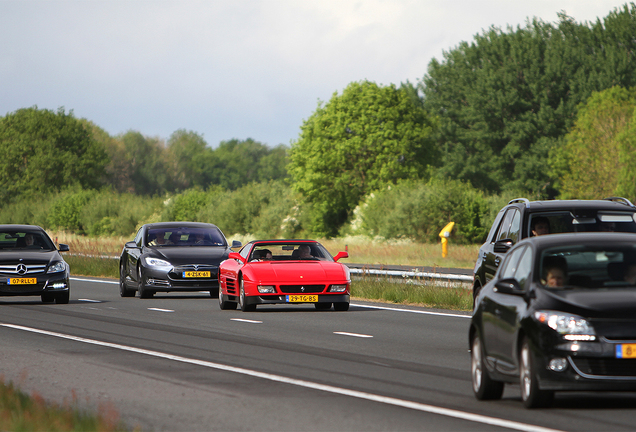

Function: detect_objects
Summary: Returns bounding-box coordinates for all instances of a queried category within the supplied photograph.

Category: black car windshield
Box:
[248,243,334,262]
[541,244,636,289]
[145,227,227,247]
[529,211,636,237]
[0,230,56,251]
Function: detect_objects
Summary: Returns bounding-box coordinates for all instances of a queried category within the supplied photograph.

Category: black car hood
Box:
[539,287,636,319]
[144,246,231,265]
[0,250,62,265]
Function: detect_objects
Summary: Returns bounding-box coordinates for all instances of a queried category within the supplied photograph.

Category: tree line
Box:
[1,3,635,242]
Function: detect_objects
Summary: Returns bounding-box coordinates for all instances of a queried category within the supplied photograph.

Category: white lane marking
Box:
[70,278,471,319]
[352,303,471,319]
[78,298,102,303]
[1,323,562,432]
[148,308,174,313]
[71,277,118,284]
[231,318,263,324]
[334,332,373,338]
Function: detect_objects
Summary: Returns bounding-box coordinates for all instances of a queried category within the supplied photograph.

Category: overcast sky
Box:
[0,0,630,148]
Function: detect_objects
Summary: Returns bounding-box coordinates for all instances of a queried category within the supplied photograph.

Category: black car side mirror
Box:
[58,244,69,252]
[494,278,524,295]
[231,240,242,249]
[493,239,513,253]
[125,241,137,248]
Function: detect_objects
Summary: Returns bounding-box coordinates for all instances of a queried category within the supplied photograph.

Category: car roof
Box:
[0,224,45,231]
[518,232,636,249]
[250,239,318,244]
[509,199,636,213]
[145,222,220,229]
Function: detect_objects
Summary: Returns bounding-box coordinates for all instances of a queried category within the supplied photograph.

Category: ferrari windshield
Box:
[0,230,56,251]
[145,227,227,247]
[248,242,333,262]
[541,244,636,289]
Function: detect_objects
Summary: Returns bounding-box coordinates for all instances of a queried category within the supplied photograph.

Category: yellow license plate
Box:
[286,294,318,303]
[8,278,37,285]
[616,344,636,358]
[183,271,210,278]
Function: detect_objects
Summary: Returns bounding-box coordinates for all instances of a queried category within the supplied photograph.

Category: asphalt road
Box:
[1,278,635,431]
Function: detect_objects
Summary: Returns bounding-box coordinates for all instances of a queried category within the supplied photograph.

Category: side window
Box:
[134,228,143,247]
[239,245,251,260]
[514,247,533,290]
[496,209,515,241]
[508,210,521,243]
[499,246,526,280]
[487,209,506,242]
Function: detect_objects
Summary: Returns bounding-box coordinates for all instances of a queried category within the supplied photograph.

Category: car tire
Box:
[520,338,553,408]
[471,333,504,400]
[333,302,349,311]
[218,284,237,310]
[137,266,154,299]
[315,302,332,310]
[238,278,256,312]
[119,263,136,297]
[41,293,55,303]
[55,290,70,304]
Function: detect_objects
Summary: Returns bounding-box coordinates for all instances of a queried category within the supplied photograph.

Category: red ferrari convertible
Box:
[218,240,350,311]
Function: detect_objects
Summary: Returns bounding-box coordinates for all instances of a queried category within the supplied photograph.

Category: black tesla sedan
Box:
[119,222,241,298]
[470,232,636,408]
[0,225,70,304]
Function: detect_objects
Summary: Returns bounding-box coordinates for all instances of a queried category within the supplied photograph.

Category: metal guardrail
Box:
[349,267,473,282]
[70,253,473,284]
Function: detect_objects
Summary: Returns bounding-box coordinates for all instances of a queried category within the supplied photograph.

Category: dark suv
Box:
[472,197,636,303]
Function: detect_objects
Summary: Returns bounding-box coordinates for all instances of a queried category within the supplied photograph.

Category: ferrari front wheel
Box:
[238,278,256,312]
[333,302,349,311]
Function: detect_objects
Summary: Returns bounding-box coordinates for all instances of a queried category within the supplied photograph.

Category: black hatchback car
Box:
[473,198,636,303]
[470,232,636,408]
[119,222,241,298]
[0,225,70,304]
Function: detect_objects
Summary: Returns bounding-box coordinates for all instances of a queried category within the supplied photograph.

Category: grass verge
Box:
[0,379,131,432]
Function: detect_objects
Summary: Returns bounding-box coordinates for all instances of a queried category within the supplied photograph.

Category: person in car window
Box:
[531,217,550,236]
[542,256,567,287]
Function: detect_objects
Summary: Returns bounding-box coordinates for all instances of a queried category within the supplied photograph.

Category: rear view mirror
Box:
[494,278,524,295]
[493,239,513,253]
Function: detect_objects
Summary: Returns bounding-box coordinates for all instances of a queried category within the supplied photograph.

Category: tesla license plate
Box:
[8,278,37,285]
[286,294,318,303]
[183,271,210,278]
[616,344,636,359]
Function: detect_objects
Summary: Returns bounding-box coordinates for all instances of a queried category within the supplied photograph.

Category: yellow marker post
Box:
[439,222,455,258]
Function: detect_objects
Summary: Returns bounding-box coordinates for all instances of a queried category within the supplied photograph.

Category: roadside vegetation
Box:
[0,379,130,432]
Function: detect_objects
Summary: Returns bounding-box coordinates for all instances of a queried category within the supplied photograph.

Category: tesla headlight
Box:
[144,257,172,268]
[534,310,596,339]
[47,261,66,273]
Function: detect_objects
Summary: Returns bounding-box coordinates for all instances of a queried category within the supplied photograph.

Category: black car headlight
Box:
[47,261,66,273]
[143,257,172,269]
[534,310,596,341]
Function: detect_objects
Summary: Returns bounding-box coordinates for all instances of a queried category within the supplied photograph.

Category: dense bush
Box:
[349,179,502,244]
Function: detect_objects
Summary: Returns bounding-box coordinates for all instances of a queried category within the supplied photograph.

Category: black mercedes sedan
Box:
[0,225,70,304]
[119,222,241,298]
[470,232,636,408]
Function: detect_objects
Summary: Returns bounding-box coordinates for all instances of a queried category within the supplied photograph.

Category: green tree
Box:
[288,81,438,237]
[0,107,106,201]
[421,4,636,197]
[117,131,170,195]
[211,139,287,190]
[554,86,636,200]
[166,130,216,190]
